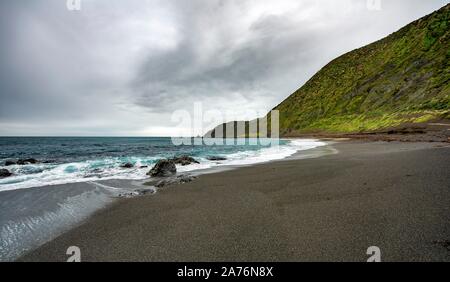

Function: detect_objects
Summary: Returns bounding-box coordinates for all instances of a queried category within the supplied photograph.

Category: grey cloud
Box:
[0,0,448,136]
[132,2,327,112]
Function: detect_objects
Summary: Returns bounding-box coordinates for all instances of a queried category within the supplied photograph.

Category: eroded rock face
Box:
[170,155,200,166]
[147,159,177,177]
[0,169,12,178]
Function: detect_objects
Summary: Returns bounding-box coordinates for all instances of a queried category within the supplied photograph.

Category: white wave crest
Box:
[0,139,326,191]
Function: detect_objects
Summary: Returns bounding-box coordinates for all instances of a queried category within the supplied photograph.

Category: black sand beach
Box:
[20,141,450,262]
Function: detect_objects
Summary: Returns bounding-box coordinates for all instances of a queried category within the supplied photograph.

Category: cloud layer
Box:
[0,0,447,136]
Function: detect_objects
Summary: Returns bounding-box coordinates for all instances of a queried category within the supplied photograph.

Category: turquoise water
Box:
[0,137,325,191]
[0,137,327,261]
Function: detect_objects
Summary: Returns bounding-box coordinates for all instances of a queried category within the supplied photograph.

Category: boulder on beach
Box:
[147,159,177,177]
[206,156,227,161]
[177,174,197,184]
[143,174,197,188]
[120,163,134,168]
[0,169,12,178]
[169,155,200,166]
[154,175,197,188]
[17,158,39,165]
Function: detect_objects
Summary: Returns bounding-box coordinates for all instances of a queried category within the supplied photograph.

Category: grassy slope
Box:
[275,4,450,135]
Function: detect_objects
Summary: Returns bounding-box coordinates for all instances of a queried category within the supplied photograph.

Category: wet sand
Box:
[20,141,450,262]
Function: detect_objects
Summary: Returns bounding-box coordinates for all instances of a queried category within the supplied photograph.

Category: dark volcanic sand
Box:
[20,141,450,262]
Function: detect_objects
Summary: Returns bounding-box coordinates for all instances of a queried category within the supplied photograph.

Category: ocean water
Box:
[0,137,326,192]
[0,137,327,261]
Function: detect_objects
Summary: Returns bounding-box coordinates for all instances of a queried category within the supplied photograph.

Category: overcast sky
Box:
[0,0,448,136]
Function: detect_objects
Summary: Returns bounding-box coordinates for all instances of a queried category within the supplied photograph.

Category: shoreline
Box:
[19,140,450,261]
[1,139,331,261]
[0,138,326,192]
[283,121,450,143]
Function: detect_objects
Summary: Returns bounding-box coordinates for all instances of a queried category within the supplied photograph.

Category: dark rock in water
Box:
[140,166,149,169]
[120,163,134,168]
[170,155,200,166]
[17,158,39,165]
[0,169,12,178]
[4,160,16,166]
[147,159,176,177]
[206,156,227,161]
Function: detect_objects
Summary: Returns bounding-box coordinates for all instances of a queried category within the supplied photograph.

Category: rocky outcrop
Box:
[120,163,134,168]
[16,158,39,165]
[4,160,16,166]
[144,174,197,188]
[169,155,200,166]
[0,169,12,178]
[154,175,197,188]
[147,159,177,177]
[4,159,41,166]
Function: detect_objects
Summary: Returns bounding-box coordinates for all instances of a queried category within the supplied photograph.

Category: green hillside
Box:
[275,4,449,135]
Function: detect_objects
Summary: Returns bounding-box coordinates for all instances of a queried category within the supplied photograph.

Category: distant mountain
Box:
[207,4,449,137]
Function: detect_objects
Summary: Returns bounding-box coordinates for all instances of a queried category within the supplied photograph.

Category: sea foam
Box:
[0,139,326,192]
[0,139,327,261]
